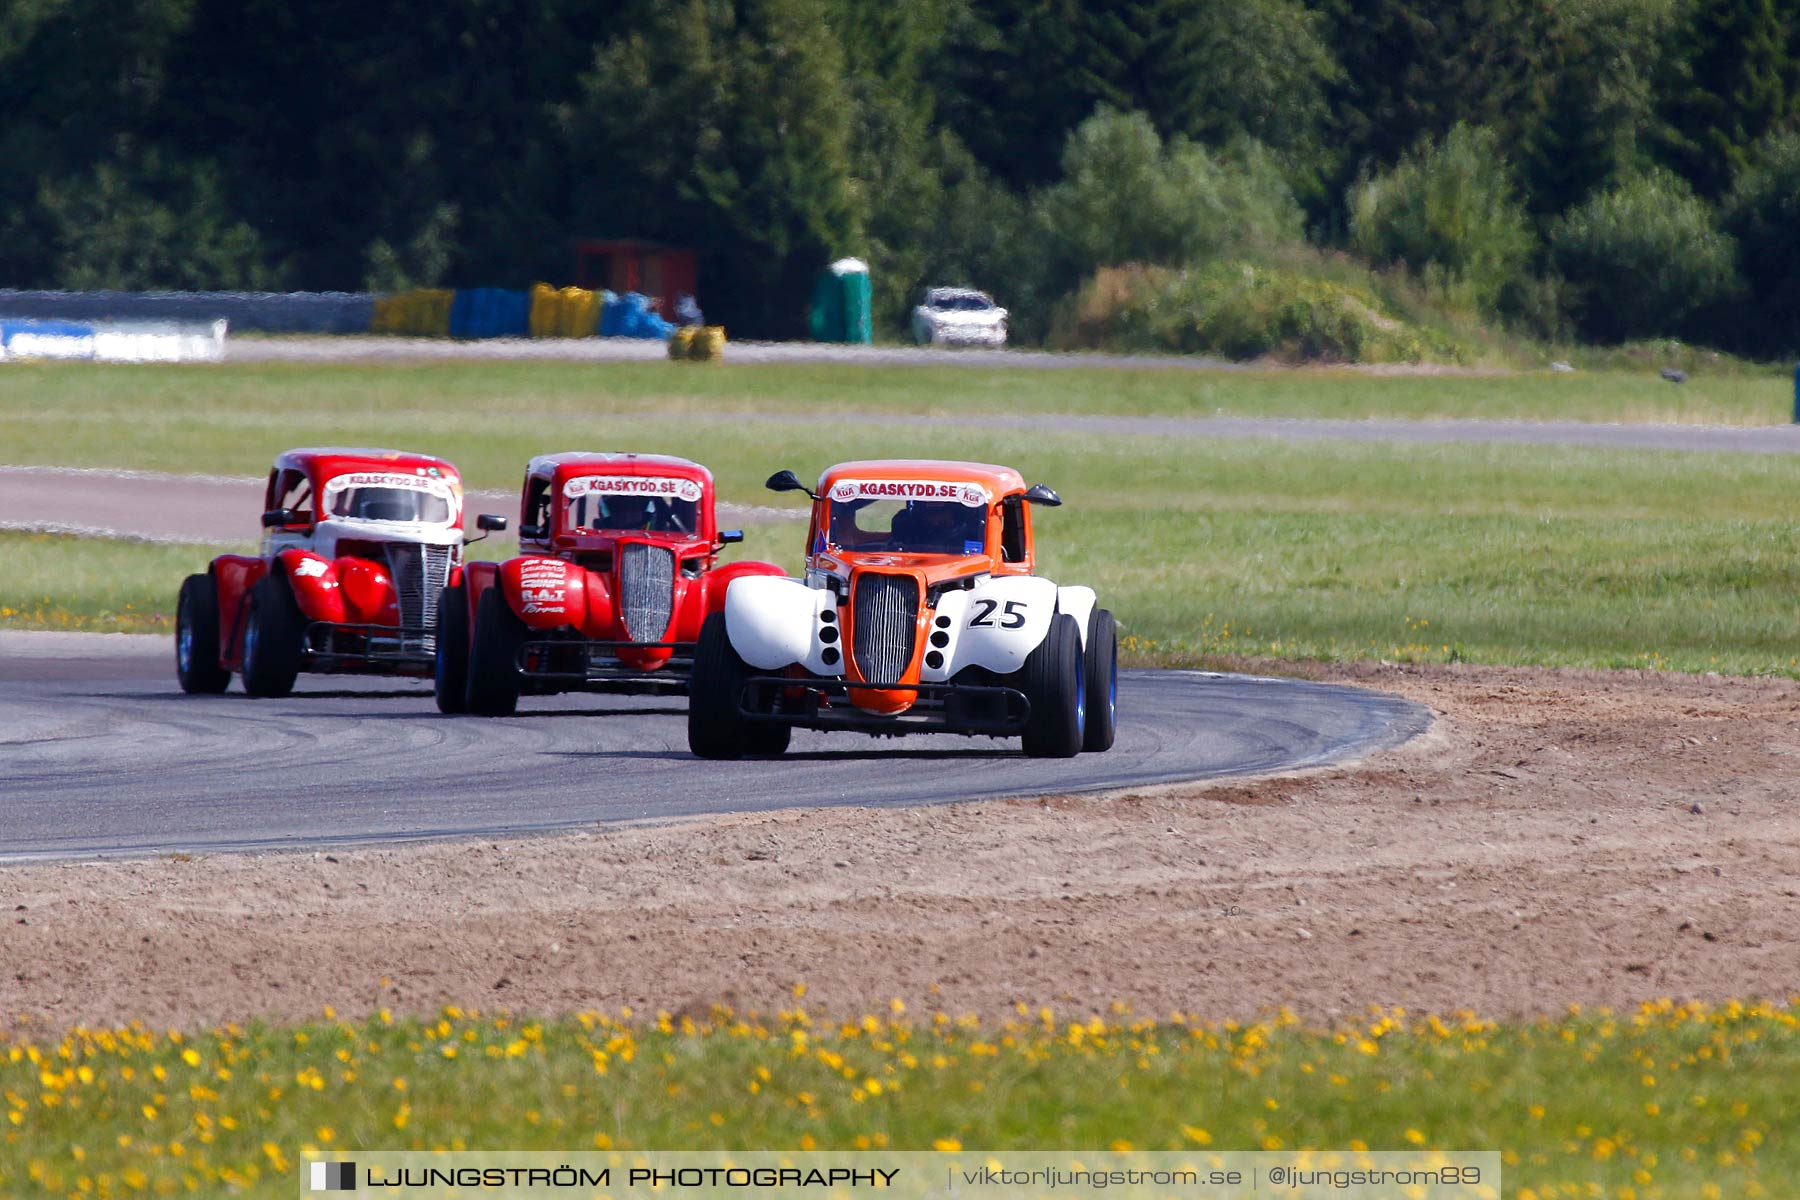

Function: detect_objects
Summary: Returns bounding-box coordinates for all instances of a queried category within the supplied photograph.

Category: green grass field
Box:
[0,358,1789,465]
[2,1002,1790,1198]
[6,418,1800,675]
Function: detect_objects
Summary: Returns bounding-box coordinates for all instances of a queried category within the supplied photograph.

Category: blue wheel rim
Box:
[177,606,193,672]
[1108,637,1117,718]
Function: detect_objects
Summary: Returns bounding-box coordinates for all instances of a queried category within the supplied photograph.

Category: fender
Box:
[702,560,788,615]
[500,555,592,631]
[1056,585,1097,648]
[459,559,499,638]
[676,558,785,645]
[334,556,400,625]
[724,575,840,674]
[926,575,1060,681]
[464,559,499,608]
[211,554,267,668]
[275,548,348,624]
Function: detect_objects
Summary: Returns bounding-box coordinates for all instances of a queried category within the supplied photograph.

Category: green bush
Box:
[37,153,279,292]
[1348,124,1535,313]
[1056,262,1466,364]
[1550,170,1740,343]
[1034,107,1304,283]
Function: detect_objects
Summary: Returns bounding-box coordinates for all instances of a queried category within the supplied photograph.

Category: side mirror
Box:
[518,523,547,540]
[1023,484,1062,507]
[718,529,745,545]
[261,508,296,528]
[476,513,508,532]
[765,469,821,500]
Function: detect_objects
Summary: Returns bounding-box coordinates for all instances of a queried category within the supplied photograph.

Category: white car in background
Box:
[911,287,1008,348]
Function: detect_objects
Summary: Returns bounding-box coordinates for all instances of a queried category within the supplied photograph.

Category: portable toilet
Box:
[809,257,872,344]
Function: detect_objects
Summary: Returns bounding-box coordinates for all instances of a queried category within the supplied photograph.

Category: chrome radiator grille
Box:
[620,543,676,642]
[384,543,454,634]
[852,573,918,685]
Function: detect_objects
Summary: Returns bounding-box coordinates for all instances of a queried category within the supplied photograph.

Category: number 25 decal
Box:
[969,599,1027,629]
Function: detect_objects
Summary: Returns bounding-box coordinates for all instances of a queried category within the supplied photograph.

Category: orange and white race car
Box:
[686,459,1117,758]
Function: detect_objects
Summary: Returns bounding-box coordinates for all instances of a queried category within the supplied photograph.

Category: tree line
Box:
[5,0,1800,351]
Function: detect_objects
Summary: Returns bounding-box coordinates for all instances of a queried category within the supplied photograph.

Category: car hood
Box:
[314,518,462,549]
[835,552,992,588]
[920,308,1005,325]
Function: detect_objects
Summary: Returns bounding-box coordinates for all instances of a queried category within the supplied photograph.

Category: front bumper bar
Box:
[303,622,435,674]
[738,675,1031,736]
[514,638,695,693]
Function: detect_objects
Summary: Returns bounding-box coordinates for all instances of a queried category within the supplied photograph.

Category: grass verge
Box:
[7,430,1800,677]
[2,1001,1792,1198]
[0,358,1789,449]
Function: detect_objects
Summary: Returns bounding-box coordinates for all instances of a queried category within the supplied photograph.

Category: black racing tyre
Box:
[465,586,526,717]
[175,573,231,694]
[1082,608,1118,752]
[1020,612,1084,758]
[687,611,789,758]
[434,583,469,714]
[241,573,303,698]
[748,710,793,757]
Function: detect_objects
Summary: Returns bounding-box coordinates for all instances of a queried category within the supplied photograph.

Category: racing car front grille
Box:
[620,543,676,642]
[853,573,918,686]
[385,543,454,639]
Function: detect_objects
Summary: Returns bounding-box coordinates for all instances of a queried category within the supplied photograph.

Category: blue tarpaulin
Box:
[449,288,531,339]
[599,292,674,340]
[1,318,95,346]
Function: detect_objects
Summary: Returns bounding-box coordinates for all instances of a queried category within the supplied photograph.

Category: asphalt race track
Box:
[0,633,1429,863]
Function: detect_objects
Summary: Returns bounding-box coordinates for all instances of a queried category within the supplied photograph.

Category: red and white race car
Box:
[175,447,466,696]
[435,452,786,715]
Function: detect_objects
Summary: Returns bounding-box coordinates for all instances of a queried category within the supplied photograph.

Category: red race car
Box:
[436,453,785,715]
[175,447,466,696]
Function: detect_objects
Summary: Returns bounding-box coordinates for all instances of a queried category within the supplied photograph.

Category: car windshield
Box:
[327,485,452,524]
[931,292,993,312]
[827,498,987,555]
[564,492,698,535]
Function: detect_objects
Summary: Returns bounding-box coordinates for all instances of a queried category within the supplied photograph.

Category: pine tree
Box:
[1521,0,1679,219]
[943,0,1331,190]
[1659,0,1800,197]
[566,0,863,338]
[1321,0,1553,184]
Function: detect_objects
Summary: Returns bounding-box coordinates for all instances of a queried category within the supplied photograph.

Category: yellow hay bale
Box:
[689,325,727,361]
[529,284,601,338]
[371,289,454,337]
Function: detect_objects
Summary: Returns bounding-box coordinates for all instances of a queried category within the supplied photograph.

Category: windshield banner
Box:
[828,479,989,507]
[321,472,456,500]
[563,475,704,502]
